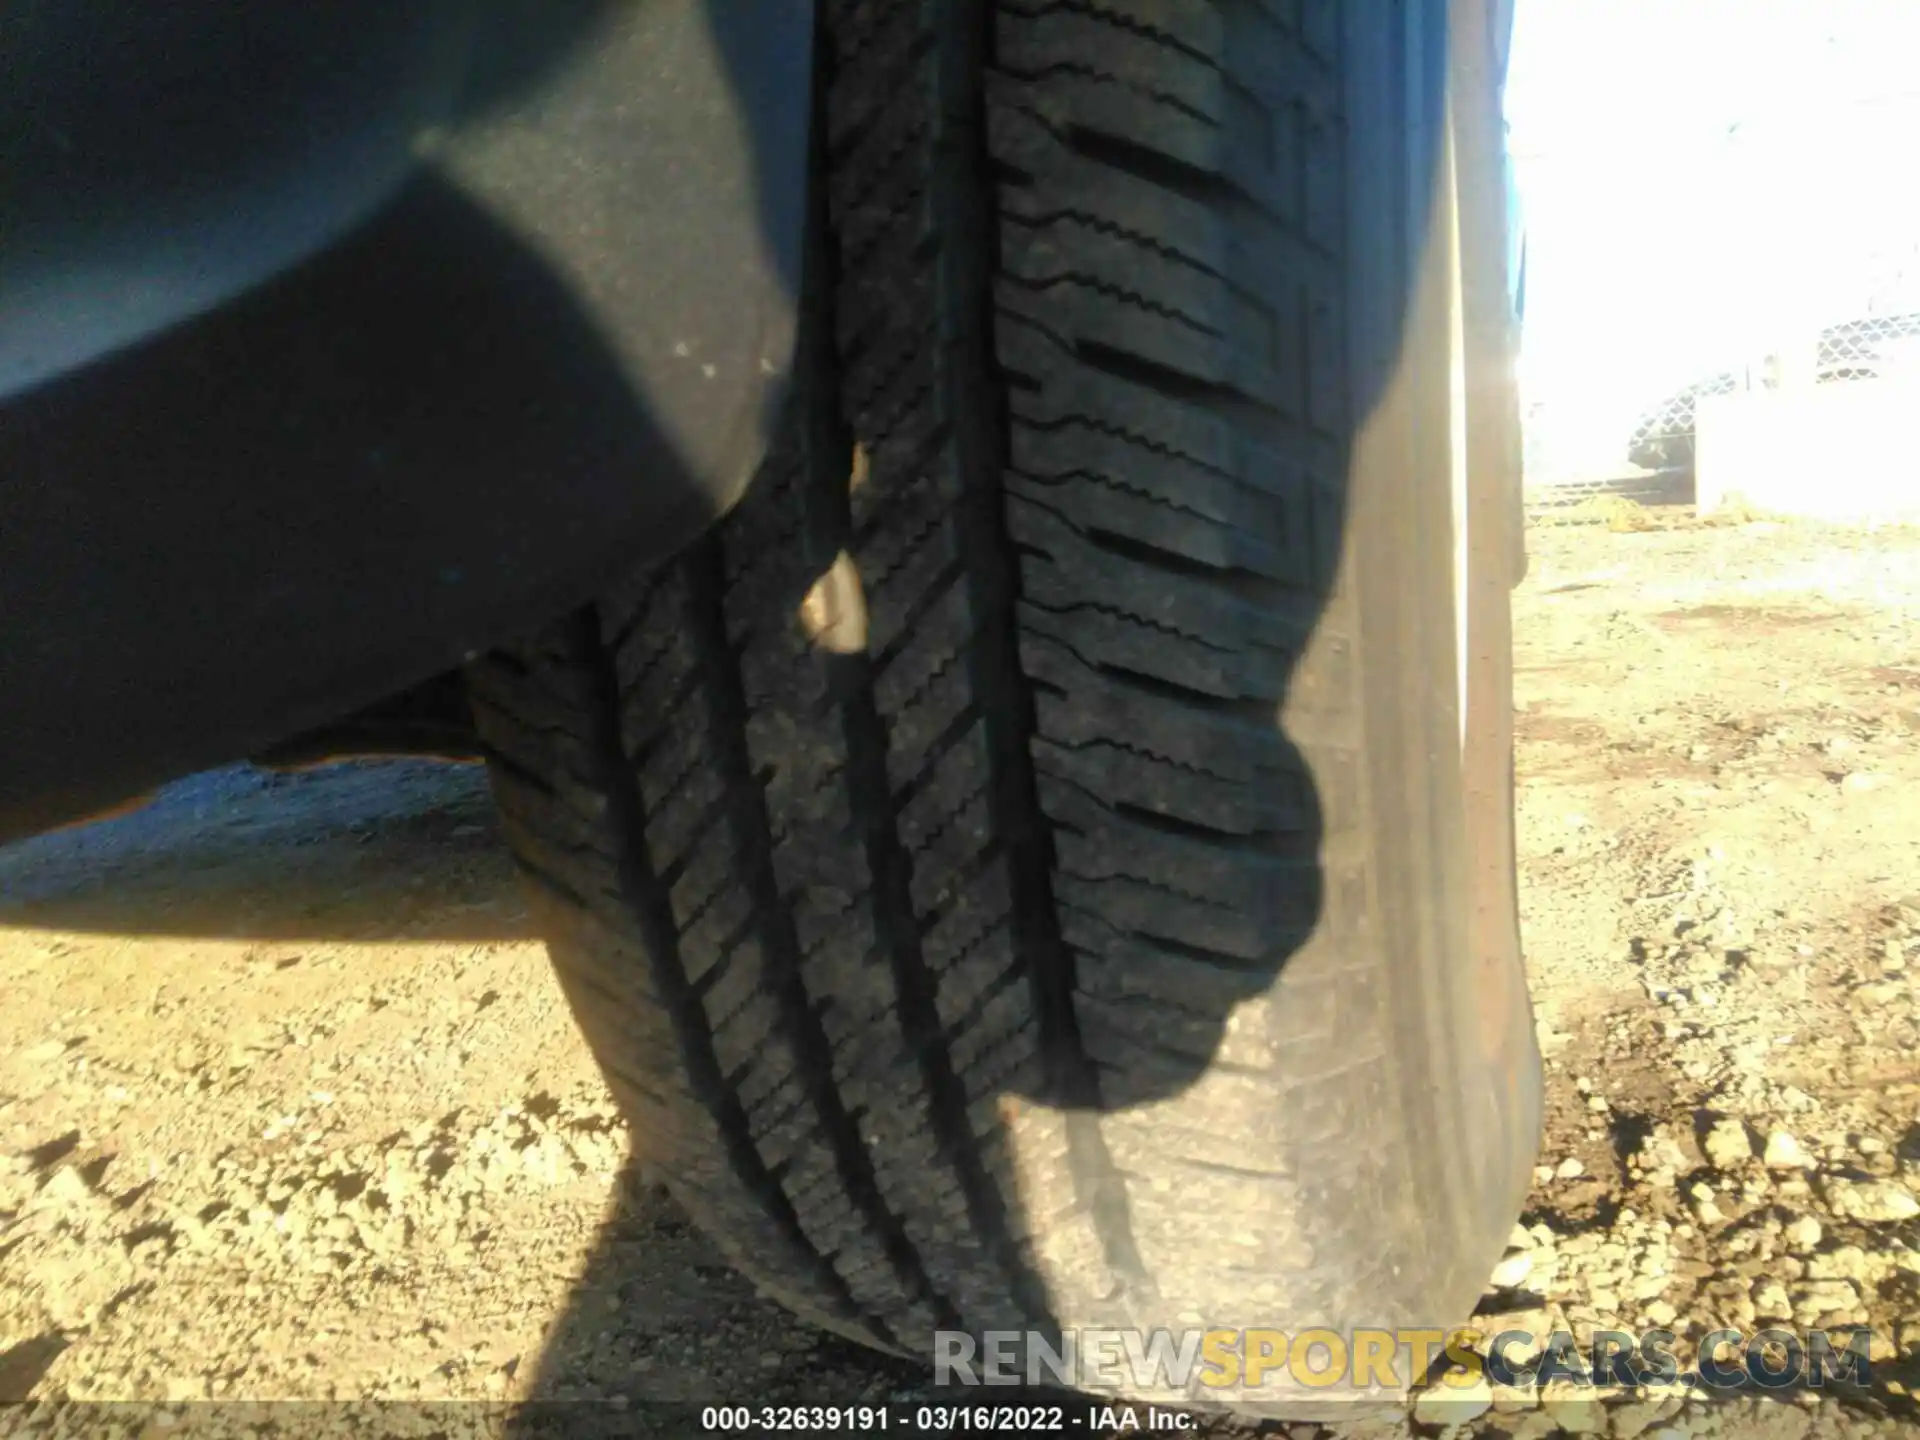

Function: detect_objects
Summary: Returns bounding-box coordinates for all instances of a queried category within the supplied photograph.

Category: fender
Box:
[0,1,813,841]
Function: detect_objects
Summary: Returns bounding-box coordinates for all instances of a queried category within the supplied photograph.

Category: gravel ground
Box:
[3,515,1920,1437]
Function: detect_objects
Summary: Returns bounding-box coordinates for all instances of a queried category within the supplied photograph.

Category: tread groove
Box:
[676,533,961,1334]
[964,0,1160,1303]
[484,612,888,1348]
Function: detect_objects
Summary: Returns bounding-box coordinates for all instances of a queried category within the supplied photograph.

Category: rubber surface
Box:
[468,0,1539,1411]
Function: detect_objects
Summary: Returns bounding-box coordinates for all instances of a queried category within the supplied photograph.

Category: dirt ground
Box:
[4,515,1920,1437]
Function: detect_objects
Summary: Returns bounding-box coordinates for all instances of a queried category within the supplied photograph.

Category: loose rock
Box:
[1761,1130,1812,1170]
[1412,1374,1494,1427]
[1704,1118,1752,1168]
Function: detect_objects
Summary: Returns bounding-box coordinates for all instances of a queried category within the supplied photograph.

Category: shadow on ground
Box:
[0,762,531,943]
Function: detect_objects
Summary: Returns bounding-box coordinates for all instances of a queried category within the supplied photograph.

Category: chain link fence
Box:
[1517,89,1920,526]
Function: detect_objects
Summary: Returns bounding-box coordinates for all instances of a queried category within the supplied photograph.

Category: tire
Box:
[466,0,1539,1413]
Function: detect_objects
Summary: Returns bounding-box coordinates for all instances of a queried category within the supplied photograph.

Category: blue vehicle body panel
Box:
[0,1,815,840]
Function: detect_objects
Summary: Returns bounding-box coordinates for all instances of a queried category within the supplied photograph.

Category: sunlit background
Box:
[1507,0,1920,490]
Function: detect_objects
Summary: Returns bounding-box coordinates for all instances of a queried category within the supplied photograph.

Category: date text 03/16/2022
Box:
[698,1403,1196,1432]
